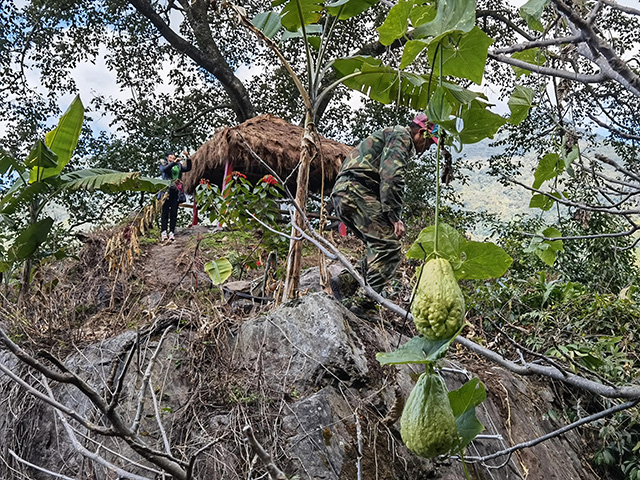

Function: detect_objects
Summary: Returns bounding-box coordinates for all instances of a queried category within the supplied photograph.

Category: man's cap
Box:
[412,113,429,129]
[412,113,439,143]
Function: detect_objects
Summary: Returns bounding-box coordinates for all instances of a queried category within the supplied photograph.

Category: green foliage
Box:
[594,409,640,480]
[60,169,168,193]
[519,0,549,32]
[508,86,535,125]
[376,330,462,365]
[407,223,512,280]
[196,174,286,253]
[524,226,563,267]
[0,96,170,289]
[204,258,233,285]
[428,27,494,85]
[511,48,546,77]
[448,378,486,450]
[468,276,640,384]
[29,94,84,183]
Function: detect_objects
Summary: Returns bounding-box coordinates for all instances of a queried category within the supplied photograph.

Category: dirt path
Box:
[139,225,211,291]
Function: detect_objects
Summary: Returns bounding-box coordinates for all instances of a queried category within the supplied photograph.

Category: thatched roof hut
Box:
[182,114,354,195]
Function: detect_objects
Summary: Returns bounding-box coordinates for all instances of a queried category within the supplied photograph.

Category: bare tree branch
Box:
[552,0,640,97]
[492,34,584,55]
[0,324,189,478]
[506,176,640,215]
[132,326,172,434]
[127,0,255,121]
[243,425,287,480]
[477,9,535,41]
[463,399,640,463]
[488,52,608,83]
[149,377,172,455]
[8,449,75,480]
[599,0,640,16]
[586,113,640,141]
[0,356,113,435]
[44,378,154,480]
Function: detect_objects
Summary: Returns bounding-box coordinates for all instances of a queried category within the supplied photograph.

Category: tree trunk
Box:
[282,113,318,299]
[128,0,256,122]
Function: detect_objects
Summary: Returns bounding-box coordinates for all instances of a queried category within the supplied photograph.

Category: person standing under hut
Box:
[330,113,451,315]
[160,151,192,242]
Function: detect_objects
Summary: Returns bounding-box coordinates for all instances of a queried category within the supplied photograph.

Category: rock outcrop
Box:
[0,293,598,480]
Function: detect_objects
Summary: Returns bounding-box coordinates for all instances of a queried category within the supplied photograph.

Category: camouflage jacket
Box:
[333,126,415,223]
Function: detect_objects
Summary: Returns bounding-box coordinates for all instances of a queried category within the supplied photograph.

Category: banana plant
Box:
[0,95,168,293]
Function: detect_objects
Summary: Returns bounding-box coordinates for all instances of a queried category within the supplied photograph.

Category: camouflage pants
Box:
[331,182,401,294]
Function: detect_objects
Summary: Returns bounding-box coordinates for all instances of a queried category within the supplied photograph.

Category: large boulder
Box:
[0,293,600,480]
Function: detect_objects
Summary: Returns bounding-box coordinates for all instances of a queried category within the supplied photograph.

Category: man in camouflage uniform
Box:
[330,114,447,310]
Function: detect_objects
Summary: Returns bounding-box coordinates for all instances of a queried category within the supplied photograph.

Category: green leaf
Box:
[407,223,512,280]
[60,169,169,193]
[0,151,22,176]
[442,81,485,105]
[428,27,493,85]
[409,4,436,26]
[0,181,50,215]
[332,56,432,108]
[458,106,507,144]
[279,0,323,32]
[511,48,546,77]
[308,35,322,50]
[377,0,414,46]
[281,24,323,41]
[448,377,486,417]
[426,86,452,123]
[563,144,579,170]
[508,85,535,125]
[376,334,457,365]
[252,11,282,38]
[406,223,464,262]
[448,378,486,449]
[520,0,548,32]
[529,192,559,211]
[532,153,562,189]
[326,0,378,19]
[30,95,84,183]
[25,140,58,170]
[414,0,476,38]
[455,241,513,280]
[400,39,429,69]
[525,226,564,266]
[204,258,233,285]
[9,217,54,263]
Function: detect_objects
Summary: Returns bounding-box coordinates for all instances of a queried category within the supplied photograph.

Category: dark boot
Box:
[349,295,378,319]
[330,269,360,301]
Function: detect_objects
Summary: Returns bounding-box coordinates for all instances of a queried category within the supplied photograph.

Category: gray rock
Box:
[299,265,344,293]
[234,293,369,393]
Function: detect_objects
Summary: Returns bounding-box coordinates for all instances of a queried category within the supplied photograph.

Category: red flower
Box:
[260,174,278,186]
[225,171,247,183]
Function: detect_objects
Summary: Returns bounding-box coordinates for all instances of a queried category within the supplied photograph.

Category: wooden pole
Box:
[282,113,317,299]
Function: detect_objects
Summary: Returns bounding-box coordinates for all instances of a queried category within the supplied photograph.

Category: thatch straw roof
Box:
[182,114,353,194]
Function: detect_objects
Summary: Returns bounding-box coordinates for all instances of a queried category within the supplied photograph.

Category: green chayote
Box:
[411,257,465,340]
[401,372,458,458]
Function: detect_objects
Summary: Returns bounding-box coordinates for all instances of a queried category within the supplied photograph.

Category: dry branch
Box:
[242,425,287,480]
